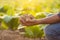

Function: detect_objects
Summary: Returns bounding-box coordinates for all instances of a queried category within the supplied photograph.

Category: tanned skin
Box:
[20,14,60,26]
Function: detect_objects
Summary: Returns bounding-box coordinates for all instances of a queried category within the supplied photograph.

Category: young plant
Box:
[2,15,20,30]
[24,25,44,39]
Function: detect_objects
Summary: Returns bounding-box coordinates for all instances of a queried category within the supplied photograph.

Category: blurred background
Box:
[0,0,60,40]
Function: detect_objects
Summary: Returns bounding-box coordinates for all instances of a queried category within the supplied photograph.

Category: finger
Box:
[20,14,30,23]
[26,19,36,23]
[20,15,26,21]
[20,18,25,23]
[20,16,26,24]
[20,15,31,24]
[20,14,34,23]
[28,14,35,19]
[23,14,31,22]
[20,15,32,26]
[20,19,27,26]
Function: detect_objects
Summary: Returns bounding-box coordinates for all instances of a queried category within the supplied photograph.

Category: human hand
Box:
[20,14,38,26]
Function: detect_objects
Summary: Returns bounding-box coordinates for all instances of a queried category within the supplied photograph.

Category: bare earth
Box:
[0,30,45,40]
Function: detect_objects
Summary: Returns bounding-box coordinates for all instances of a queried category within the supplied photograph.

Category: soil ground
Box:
[0,30,46,40]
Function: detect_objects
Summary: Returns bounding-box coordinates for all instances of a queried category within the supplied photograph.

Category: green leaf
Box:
[3,16,19,30]
[25,25,44,38]
[3,16,12,23]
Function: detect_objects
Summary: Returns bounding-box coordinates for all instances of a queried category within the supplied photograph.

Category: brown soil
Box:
[0,30,46,40]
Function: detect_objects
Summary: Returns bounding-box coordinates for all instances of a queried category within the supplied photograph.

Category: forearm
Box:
[36,14,60,24]
[20,13,60,26]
